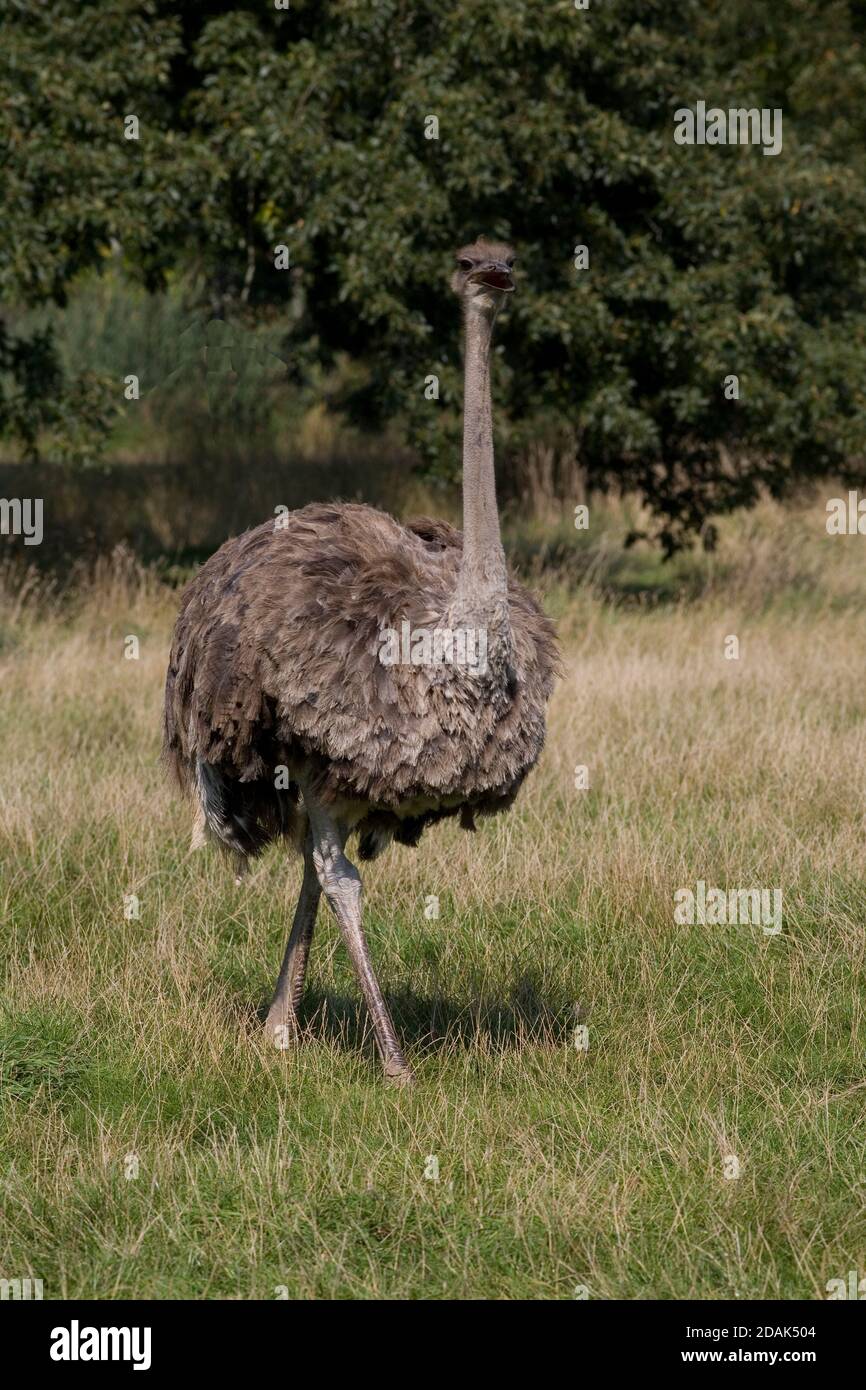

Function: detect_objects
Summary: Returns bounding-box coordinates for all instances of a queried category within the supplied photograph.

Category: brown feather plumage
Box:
[163,503,559,859]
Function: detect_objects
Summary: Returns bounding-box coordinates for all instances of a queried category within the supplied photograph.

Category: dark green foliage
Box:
[2,0,865,541]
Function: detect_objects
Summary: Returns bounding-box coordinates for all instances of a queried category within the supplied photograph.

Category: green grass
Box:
[0,494,865,1299]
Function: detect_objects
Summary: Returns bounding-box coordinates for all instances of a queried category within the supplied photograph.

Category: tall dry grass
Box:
[0,491,864,1298]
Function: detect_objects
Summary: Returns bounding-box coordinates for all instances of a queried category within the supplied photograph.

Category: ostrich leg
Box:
[264,833,320,1046]
[306,797,413,1085]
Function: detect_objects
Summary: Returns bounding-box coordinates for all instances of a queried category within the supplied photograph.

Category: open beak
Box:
[471,265,514,293]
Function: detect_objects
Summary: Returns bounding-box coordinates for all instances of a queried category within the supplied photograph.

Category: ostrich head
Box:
[451,237,516,311]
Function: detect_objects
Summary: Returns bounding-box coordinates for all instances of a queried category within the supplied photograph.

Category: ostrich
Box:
[163,238,559,1084]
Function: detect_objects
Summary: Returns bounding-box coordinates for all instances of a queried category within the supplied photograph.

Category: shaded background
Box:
[2,0,866,563]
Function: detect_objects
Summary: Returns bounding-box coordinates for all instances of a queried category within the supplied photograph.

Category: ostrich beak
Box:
[471,265,514,293]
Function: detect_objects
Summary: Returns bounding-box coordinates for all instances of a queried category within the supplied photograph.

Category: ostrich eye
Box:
[506,257,516,268]
[457,258,474,270]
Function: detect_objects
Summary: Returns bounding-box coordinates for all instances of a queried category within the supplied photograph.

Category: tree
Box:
[3,0,866,545]
[0,0,182,461]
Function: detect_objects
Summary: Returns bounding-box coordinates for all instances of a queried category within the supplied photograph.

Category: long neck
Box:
[453,301,509,624]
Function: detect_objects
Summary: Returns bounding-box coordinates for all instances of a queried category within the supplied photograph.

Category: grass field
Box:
[1,494,865,1299]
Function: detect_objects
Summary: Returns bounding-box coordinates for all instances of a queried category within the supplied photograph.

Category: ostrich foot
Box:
[384,1058,414,1087]
[264,1007,300,1051]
